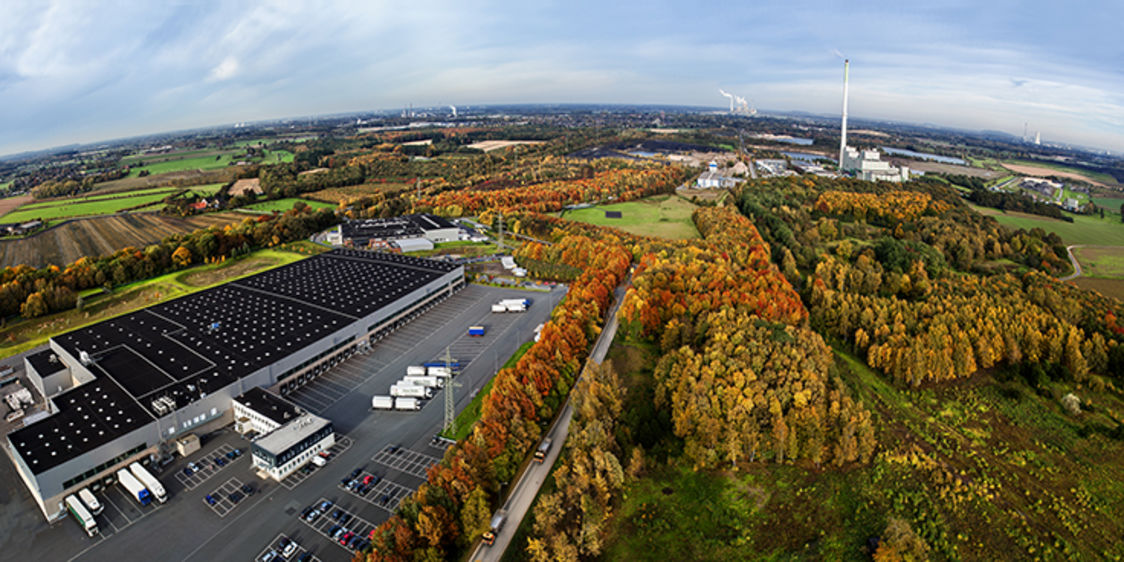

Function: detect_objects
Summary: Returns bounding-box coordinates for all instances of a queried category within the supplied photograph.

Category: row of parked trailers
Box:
[66,462,165,537]
[372,364,458,411]
[490,298,529,313]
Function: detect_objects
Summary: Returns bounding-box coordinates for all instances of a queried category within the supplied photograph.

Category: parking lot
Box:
[280,435,355,490]
[82,479,164,540]
[300,498,378,555]
[285,286,543,415]
[204,477,250,518]
[256,533,321,562]
[338,470,414,513]
[372,445,441,479]
[175,444,239,490]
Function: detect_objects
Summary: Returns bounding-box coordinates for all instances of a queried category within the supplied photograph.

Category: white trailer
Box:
[77,488,103,516]
[427,366,453,378]
[371,395,395,410]
[491,304,507,313]
[129,462,167,504]
[390,384,432,398]
[403,375,444,388]
[65,495,98,537]
[504,303,526,313]
[394,397,421,411]
[406,365,427,377]
[116,469,152,506]
[499,298,530,307]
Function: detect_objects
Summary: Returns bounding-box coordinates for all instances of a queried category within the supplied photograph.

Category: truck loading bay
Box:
[0,283,564,562]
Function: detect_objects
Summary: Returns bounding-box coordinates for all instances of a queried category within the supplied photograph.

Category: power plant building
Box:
[7,249,464,521]
[840,146,910,182]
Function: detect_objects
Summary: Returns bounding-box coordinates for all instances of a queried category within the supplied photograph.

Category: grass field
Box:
[1092,195,1124,215]
[561,195,699,239]
[128,153,236,177]
[1,183,226,223]
[440,340,534,441]
[239,198,337,213]
[1073,246,1124,278]
[1073,277,1124,301]
[0,247,309,359]
[970,204,1124,246]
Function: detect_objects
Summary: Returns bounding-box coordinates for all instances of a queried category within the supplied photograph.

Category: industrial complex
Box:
[9,248,464,521]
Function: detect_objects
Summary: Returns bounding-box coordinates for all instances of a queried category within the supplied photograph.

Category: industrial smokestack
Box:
[839,59,850,173]
[719,89,734,113]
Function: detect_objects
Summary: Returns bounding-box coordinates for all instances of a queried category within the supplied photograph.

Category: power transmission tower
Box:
[442,346,460,435]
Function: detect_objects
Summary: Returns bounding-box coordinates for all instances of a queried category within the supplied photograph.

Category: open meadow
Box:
[560,194,700,239]
[0,183,224,223]
[239,197,337,213]
[305,182,410,204]
[1001,160,1117,188]
[971,204,1124,246]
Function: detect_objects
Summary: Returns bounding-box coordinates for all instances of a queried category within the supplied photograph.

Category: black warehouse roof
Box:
[340,214,459,243]
[9,249,460,474]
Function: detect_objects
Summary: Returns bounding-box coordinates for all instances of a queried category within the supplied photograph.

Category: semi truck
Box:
[482,509,508,546]
[394,397,421,411]
[129,462,167,504]
[468,326,485,337]
[491,303,507,313]
[371,395,395,410]
[65,495,99,537]
[402,375,443,388]
[390,384,432,399]
[77,488,103,516]
[116,469,152,506]
[406,365,427,377]
[499,298,530,307]
[534,437,553,463]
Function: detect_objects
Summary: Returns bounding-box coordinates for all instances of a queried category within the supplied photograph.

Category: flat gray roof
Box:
[254,413,331,454]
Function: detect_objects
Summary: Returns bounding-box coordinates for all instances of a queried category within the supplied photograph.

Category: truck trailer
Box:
[116,469,152,506]
[65,495,99,537]
[371,395,395,410]
[534,437,553,463]
[499,298,530,307]
[129,462,167,504]
[390,384,432,399]
[406,366,427,377]
[402,375,443,388]
[491,304,507,313]
[424,360,461,370]
[468,326,485,337]
[77,488,103,516]
[482,509,508,546]
[394,397,421,411]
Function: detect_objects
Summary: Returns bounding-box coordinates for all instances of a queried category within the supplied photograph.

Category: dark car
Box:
[379,493,390,505]
[183,467,193,476]
[349,468,362,479]
[229,491,243,504]
[300,506,313,519]
[214,457,226,467]
[328,524,340,537]
[278,537,290,549]
[297,554,312,562]
[340,478,350,487]
[226,450,237,460]
[204,494,216,506]
[241,483,255,495]
[348,535,362,549]
[331,509,342,520]
[340,513,351,525]
[386,445,399,454]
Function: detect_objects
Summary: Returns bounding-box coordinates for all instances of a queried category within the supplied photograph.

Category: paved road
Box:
[1059,244,1084,281]
[470,276,629,562]
[0,284,565,562]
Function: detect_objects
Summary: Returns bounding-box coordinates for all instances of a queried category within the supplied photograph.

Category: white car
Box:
[281,541,298,558]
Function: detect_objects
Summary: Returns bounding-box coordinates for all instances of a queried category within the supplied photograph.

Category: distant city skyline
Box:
[1,0,1122,156]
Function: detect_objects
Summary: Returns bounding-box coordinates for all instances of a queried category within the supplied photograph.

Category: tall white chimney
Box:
[839,59,850,172]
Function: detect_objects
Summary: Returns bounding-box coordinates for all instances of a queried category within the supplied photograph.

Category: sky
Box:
[1,0,1122,156]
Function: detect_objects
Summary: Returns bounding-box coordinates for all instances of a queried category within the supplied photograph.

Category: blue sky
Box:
[1,0,1122,156]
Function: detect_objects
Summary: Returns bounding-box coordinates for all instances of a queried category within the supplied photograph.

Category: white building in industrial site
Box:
[695,161,743,188]
[8,249,464,521]
[840,146,910,182]
[233,387,334,480]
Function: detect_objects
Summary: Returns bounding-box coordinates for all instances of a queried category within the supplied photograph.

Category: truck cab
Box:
[534,437,553,463]
[482,510,507,546]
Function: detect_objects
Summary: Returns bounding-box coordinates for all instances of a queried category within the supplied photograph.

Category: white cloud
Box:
[209,57,240,81]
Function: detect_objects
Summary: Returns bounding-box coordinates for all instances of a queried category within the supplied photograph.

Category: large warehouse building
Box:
[7,249,463,520]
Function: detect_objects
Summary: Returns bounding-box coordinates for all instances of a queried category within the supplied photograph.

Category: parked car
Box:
[379,493,390,505]
[328,525,340,537]
[305,509,320,522]
[229,491,243,504]
[319,500,332,510]
[241,483,255,495]
[362,475,374,485]
[339,531,354,545]
[183,467,193,476]
[260,550,277,562]
[281,540,298,558]
[297,554,312,562]
[188,462,199,472]
[215,457,226,467]
[340,513,351,525]
[349,468,363,479]
[204,494,216,506]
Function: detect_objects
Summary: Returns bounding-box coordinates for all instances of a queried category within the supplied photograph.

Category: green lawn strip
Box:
[3,192,185,222]
[1072,246,1124,278]
[441,341,534,441]
[969,203,1124,246]
[1091,196,1124,214]
[560,194,700,239]
[19,186,181,210]
[120,148,217,164]
[238,198,337,213]
[128,153,236,177]
[0,248,309,359]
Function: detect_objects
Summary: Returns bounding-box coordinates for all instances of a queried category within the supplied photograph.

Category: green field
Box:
[1092,195,1124,215]
[3,184,226,223]
[128,153,236,177]
[239,198,337,213]
[561,195,700,239]
[1073,246,1124,278]
[440,340,534,441]
[0,247,311,358]
[970,204,1124,246]
[120,148,215,164]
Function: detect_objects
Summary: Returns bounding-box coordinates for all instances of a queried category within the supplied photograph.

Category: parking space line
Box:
[298,497,376,554]
[371,446,440,479]
[337,470,415,513]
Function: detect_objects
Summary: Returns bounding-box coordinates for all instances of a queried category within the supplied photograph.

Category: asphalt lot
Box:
[0,283,563,562]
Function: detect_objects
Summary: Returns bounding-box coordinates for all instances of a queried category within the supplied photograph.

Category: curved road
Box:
[470,275,630,562]
[1059,244,1084,282]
